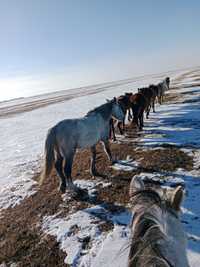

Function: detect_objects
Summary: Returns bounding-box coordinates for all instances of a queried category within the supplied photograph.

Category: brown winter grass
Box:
[0,137,194,266]
[0,76,197,266]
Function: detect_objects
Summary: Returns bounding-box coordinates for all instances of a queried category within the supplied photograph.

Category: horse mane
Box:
[118,94,131,110]
[128,189,174,267]
[86,100,113,120]
[149,84,157,89]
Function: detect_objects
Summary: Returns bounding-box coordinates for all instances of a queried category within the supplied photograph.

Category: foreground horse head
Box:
[39,99,124,195]
[128,176,189,267]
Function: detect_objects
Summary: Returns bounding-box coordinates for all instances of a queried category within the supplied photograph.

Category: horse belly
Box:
[76,119,101,149]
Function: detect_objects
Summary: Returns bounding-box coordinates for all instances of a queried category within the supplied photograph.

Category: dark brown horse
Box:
[110,94,132,141]
[129,93,147,130]
[138,86,155,119]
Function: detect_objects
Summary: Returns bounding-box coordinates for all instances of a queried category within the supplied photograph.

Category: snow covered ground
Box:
[40,70,200,267]
[0,68,200,266]
[0,71,178,210]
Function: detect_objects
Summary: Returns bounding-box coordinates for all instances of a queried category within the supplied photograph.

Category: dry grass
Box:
[0,81,197,266]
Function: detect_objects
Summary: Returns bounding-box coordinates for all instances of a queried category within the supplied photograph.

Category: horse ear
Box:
[113,97,117,103]
[106,98,110,102]
[171,186,184,211]
[129,176,145,197]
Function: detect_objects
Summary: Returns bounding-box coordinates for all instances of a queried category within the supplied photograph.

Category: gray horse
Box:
[128,176,189,267]
[40,98,124,193]
[157,77,170,104]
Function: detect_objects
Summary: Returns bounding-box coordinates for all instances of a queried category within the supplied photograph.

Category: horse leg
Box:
[63,151,75,191]
[128,109,132,121]
[118,121,124,135]
[132,110,139,128]
[152,99,155,112]
[90,145,98,177]
[145,107,149,119]
[90,145,107,178]
[55,155,66,193]
[102,140,114,164]
[110,119,116,141]
[139,113,144,130]
[161,94,163,104]
[158,95,162,104]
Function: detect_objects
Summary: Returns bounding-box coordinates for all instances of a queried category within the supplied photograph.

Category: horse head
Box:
[128,176,189,267]
[111,97,125,121]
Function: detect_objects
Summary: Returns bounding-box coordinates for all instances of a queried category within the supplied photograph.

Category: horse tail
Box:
[39,126,57,185]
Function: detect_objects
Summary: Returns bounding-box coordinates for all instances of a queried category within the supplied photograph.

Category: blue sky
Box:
[0,0,200,100]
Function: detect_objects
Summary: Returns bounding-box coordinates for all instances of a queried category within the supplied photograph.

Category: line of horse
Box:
[40,76,170,194]
[110,77,170,140]
[39,76,190,266]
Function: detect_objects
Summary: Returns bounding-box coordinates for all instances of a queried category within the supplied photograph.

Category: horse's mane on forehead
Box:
[131,189,162,209]
[131,189,164,217]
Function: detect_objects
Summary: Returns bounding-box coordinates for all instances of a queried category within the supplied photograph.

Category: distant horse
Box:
[157,77,170,104]
[128,176,189,267]
[129,93,147,130]
[110,94,132,141]
[40,98,124,194]
[138,86,155,119]
[149,84,159,112]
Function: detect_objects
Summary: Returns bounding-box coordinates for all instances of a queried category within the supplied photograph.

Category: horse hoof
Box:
[59,184,66,194]
[111,159,117,165]
[90,171,98,178]
[72,187,88,200]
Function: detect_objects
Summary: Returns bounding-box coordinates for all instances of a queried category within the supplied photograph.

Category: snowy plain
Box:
[0,68,200,266]
[41,69,200,267]
[0,71,176,210]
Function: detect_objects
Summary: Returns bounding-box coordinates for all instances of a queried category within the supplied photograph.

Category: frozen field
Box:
[0,70,180,209]
[0,67,200,266]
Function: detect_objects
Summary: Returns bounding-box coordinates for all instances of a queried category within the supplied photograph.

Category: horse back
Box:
[130,93,147,111]
[117,94,132,112]
[149,84,159,97]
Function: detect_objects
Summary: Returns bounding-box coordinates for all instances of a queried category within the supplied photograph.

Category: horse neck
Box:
[87,102,113,123]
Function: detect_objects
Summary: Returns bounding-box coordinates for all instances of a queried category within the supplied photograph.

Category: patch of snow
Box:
[0,177,36,212]
[42,205,132,267]
[0,72,173,209]
[112,159,139,172]
[88,225,130,267]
